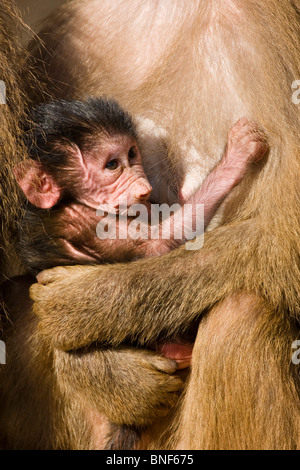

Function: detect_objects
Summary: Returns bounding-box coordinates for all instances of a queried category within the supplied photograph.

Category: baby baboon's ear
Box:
[13,160,61,209]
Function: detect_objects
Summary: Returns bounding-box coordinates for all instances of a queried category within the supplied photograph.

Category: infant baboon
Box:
[15,97,268,274]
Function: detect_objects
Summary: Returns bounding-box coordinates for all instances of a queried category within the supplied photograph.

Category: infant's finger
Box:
[239,120,268,141]
[239,132,265,146]
[228,118,249,136]
[252,130,268,144]
[244,120,267,139]
[239,134,269,153]
[235,117,250,127]
[228,119,249,142]
[230,124,256,143]
[252,141,269,162]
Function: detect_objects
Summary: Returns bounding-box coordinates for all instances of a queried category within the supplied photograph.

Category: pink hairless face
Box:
[14,133,153,212]
[75,134,152,211]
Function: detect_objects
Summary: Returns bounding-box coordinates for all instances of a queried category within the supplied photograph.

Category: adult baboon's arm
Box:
[30,218,298,351]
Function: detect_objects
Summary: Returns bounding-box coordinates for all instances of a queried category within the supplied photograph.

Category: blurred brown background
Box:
[15,0,66,31]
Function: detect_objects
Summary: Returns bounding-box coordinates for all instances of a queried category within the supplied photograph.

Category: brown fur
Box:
[1,0,300,449]
[0,0,31,283]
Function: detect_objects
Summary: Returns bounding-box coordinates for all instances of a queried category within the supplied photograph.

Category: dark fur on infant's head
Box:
[25,97,138,174]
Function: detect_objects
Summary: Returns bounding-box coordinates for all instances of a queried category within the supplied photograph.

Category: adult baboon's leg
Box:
[173,294,300,450]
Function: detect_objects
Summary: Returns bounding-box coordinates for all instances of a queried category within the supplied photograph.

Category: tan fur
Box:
[1,0,300,449]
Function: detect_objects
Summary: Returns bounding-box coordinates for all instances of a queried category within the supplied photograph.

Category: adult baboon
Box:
[1,0,300,450]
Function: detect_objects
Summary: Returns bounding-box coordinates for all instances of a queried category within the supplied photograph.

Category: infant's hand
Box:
[223,118,269,174]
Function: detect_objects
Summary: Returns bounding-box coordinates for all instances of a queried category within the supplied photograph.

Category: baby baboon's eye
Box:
[105,160,118,170]
[128,147,136,159]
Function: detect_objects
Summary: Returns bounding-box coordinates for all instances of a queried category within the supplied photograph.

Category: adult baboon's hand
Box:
[56,345,184,427]
[30,265,107,349]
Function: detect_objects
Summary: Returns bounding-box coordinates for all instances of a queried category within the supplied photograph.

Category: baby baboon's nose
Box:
[134,179,152,201]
